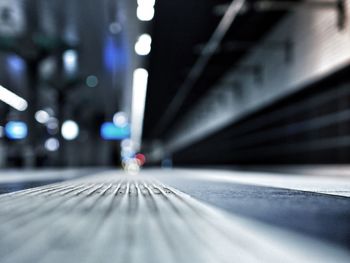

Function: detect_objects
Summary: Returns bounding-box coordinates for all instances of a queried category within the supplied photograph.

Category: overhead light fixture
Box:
[45,138,60,152]
[135,34,152,56]
[137,0,156,21]
[35,110,50,124]
[113,112,128,128]
[137,6,154,21]
[131,68,148,151]
[61,120,79,141]
[0,85,27,111]
[63,49,78,75]
[137,0,155,6]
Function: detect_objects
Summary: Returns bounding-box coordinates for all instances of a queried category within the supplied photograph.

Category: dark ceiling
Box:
[143,0,293,142]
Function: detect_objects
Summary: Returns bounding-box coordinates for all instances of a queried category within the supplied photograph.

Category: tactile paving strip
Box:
[0,173,349,263]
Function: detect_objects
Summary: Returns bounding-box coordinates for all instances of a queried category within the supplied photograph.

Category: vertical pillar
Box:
[24,59,39,167]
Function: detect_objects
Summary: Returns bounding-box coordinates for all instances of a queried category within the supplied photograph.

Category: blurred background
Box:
[0,0,349,169]
[1,1,350,260]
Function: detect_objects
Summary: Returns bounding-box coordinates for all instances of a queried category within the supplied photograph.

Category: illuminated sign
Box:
[5,121,27,140]
[101,122,130,140]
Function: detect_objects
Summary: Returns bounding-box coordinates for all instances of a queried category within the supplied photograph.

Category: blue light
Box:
[7,55,25,73]
[103,37,127,72]
[101,122,130,140]
[104,37,116,71]
[5,121,28,140]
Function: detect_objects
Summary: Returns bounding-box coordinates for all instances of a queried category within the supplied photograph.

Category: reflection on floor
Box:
[0,168,350,262]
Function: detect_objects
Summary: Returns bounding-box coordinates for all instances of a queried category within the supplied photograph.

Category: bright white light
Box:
[113,112,128,127]
[131,68,148,151]
[121,148,135,159]
[63,49,78,74]
[0,85,27,111]
[123,158,140,175]
[35,110,50,124]
[137,6,155,21]
[61,120,79,140]
[136,0,156,21]
[121,138,133,149]
[45,138,60,152]
[135,34,152,56]
[137,0,155,6]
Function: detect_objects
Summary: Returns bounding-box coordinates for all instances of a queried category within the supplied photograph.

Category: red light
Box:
[135,153,146,166]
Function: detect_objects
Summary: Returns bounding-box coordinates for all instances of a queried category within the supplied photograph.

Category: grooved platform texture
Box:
[0,173,349,263]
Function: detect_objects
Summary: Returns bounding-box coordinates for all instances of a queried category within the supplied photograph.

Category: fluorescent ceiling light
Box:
[131,68,148,151]
[137,6,155,21]
[0,85,27,111]
[61,120,79,140]
[137,0,155,6]
[135,34,152,56]
[63,49,78,74]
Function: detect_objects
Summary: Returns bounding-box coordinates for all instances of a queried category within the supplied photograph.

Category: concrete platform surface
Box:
[0,170,350,263]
